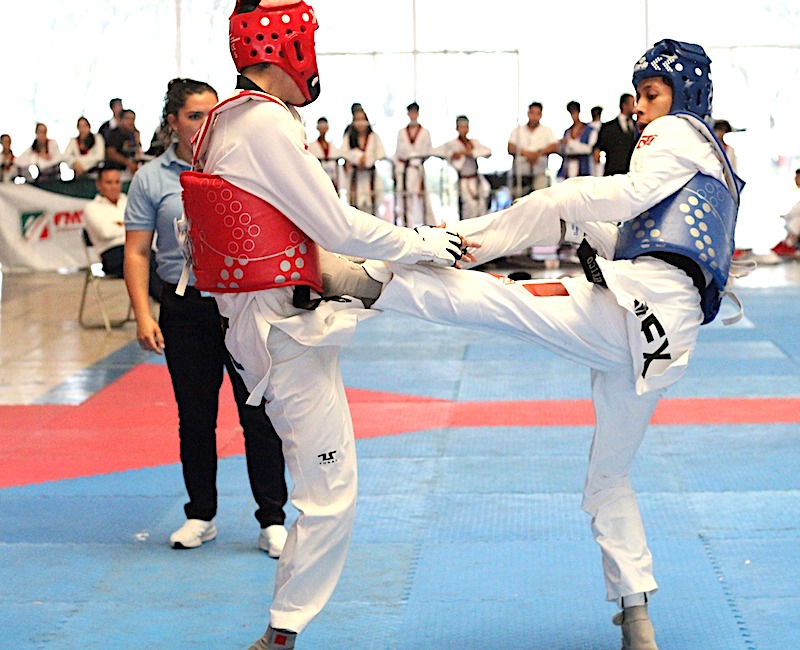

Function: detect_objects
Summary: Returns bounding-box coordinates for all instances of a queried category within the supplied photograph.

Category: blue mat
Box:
[1,285,798,649]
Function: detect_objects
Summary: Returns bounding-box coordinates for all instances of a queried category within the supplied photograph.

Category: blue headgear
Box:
[632,39,713,120]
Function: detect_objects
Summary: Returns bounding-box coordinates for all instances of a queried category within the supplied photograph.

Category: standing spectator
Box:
[124,78,289,556]
[558,100,595,180]
[63,117,105,177]
[393,101,434,227]
[431,115,492,220]
[98,98,123,142]
[341,101,362,139]
[588,105,604,176]
[307,117,340,193]
[713,119,738,172]
[340,108,386,216]
[593,93,637,176]
[0,134,17,183]
[507,102,559,199]
[105,109,142,179]
[17,122,62,183]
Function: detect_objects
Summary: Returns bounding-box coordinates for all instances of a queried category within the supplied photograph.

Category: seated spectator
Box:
[144,124,170,159]
[771,168,800,259]
[17,122,62,183]
[98,98,123,142]
[0,134,18,183]
[84,167,161,299]
[104,109,142,178]
[63,117,105,177]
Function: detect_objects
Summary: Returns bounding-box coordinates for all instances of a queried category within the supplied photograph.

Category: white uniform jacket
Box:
[194,91,452,378]
[83,193,127,255]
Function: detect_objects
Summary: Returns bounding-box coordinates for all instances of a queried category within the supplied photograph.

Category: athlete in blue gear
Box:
[369,39,744,650]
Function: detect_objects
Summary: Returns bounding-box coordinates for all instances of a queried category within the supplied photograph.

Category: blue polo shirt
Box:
[124,144,193,285]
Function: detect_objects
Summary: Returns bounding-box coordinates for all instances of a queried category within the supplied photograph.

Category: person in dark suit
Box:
[593,93,637,175]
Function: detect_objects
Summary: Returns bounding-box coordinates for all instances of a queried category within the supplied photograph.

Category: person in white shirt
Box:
[63,117,105,177]
[507,102,559,198]
[393,101,434,227]
[770,167,800,259]
[83,167,128,276]
[85,166,161,300]
[17,122,61,183]
[432,115,492,220]
[340,108,386,216]
[307,117,341,193]
[0,134,18,183]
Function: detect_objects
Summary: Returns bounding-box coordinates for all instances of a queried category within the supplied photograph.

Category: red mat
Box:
[2,364,799,488]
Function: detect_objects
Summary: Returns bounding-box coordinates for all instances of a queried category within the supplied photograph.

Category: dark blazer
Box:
[594,116,638,176]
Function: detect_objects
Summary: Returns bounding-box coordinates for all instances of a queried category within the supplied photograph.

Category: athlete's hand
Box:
[447,225,480,267]
[136,313,165,354]
[432,223,480,267]
[414,225,480,268]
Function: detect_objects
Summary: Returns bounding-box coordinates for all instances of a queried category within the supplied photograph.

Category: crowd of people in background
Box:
[0,96,173,186]
[2,91,797,260]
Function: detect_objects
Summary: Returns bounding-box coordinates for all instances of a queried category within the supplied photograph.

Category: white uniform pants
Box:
[458,176,490,220]
[374,263,701,601]
[217,293,358,633]
[395,166,434,227]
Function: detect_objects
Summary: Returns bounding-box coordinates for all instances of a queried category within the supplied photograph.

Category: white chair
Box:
[78,230,133,332]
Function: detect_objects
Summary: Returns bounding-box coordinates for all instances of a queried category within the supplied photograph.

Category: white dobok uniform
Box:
[340,131,386,216]
[307,137,341,193]
[432,137,492,220]
[195,91,456,633]
[394,124,434,227]
[375,114,732,603]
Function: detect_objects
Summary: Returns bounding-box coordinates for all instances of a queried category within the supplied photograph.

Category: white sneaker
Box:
[258,525,287,558]
[612,605,659,650]
[169,519,217,549]
[249,627,296,649]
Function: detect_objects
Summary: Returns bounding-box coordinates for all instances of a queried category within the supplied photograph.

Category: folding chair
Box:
[78,230,133,332]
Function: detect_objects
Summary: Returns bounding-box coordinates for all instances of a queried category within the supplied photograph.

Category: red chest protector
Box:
[180,170,322,294]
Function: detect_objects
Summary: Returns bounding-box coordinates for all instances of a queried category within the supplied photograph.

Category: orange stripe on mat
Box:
[2,364,799,487]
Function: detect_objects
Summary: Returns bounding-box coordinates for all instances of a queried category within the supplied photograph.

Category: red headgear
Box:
[229,1,320,105]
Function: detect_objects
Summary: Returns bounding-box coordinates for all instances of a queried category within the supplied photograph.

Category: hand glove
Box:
[413,225,464,267]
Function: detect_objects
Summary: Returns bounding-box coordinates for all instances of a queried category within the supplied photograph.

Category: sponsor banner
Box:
[0,184,91,271]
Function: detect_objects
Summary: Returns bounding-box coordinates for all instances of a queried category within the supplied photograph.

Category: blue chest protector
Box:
[614,114,745,324]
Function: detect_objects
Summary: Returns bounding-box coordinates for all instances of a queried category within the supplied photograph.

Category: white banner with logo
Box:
[0,184,90,271]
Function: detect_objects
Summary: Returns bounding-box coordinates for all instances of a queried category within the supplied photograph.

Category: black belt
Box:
[162,281,330,312]
[578,239,706,297]
[646,251,706,296]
